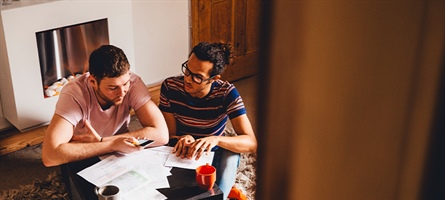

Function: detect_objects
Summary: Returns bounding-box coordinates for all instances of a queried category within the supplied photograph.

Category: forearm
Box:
[42,141,113,167]
[129,100,169,146]
[216,134,257,153]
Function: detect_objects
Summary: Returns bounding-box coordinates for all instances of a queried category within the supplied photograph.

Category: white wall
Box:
[131,0,189,85]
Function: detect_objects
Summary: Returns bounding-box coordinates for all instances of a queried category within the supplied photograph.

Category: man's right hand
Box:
[110,137,143,154]
[172,135,195,158]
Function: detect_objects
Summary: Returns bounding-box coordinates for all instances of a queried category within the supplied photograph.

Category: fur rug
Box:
[0,172,68,200]
[234,152,257,200]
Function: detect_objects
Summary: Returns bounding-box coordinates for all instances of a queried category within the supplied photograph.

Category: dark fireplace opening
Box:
[36,18,109,98]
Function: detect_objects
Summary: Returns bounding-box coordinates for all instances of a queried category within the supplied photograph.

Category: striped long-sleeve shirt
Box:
[159,76,246,140]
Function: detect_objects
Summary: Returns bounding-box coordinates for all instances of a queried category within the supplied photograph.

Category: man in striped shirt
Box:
[159,42,257,198]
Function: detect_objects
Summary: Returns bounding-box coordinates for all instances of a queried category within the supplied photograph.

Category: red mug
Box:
[196,163,216,190]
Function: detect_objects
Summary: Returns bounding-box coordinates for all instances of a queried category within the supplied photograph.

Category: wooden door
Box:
[191,0,260,82]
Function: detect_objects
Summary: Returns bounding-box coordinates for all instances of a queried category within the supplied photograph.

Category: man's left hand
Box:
[187,136,219,160]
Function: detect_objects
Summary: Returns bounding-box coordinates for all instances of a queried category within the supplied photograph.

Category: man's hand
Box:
[111,137,144,154]
[71,120,101,143]
[172,135,195,158]
[187,136,219,160]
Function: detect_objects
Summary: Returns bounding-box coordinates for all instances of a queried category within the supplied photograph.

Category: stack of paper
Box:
[77,146,214,200]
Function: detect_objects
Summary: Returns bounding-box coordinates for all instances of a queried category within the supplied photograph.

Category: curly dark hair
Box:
[190,42,233,77]
[88,45,130,83]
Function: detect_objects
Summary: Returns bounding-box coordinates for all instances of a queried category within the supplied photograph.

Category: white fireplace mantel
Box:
[0,0,135,131]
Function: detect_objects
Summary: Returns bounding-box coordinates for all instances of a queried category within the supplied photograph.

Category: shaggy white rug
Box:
[234,152,257,200]
[0,172,68,200]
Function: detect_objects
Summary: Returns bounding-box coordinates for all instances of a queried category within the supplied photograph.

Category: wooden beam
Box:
[0,83,162,156]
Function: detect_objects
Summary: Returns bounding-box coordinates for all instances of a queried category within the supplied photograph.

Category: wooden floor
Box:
[0,126,46,156]
[0,83,161,156]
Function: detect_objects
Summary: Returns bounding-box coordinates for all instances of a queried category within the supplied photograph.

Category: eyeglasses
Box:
[181,61,214,84]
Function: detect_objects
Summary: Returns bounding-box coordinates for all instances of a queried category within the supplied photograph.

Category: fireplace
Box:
[36,19,109,98]
[0,1,135,131]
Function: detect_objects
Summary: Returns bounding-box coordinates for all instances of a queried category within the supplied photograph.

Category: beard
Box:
[96,87,124,109]
[184,80,211,98]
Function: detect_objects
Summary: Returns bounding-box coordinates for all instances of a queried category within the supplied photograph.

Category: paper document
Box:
[164,151,214,170]
[77,155,133,186]
[78,151,170,199]
[149,146,215,170]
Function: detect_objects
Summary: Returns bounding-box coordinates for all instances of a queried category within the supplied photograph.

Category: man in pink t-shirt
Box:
[42,45,168,167]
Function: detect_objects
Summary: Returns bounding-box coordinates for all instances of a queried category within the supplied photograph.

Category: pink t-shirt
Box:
[55,72,151,137]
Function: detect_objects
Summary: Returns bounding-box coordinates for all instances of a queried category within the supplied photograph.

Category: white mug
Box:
[95,185,120,200]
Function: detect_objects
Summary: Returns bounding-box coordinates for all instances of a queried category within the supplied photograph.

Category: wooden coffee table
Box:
[61,157,223,200]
